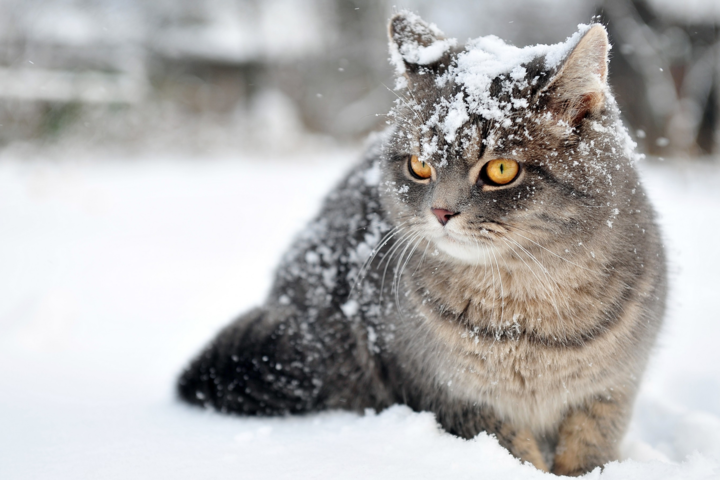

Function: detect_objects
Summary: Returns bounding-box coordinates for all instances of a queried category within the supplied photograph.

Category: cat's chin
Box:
[433,235,495,265]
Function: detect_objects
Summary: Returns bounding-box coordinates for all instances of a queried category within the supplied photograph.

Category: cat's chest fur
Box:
[391,248,650,432]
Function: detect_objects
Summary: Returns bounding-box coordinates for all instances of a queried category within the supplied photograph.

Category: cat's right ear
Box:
[541,25,610,127]
[388,12,456,89]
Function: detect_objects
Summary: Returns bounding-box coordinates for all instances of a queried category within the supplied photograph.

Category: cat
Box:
[177,12,666,476]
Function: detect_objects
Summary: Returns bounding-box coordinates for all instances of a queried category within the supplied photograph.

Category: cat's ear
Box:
[543,25,609,126]
[388,12,456,88]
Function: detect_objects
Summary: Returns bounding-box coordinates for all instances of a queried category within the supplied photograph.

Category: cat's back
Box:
[267,134,392,309]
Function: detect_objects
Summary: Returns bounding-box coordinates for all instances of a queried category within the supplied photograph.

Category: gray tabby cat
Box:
[178,13,666,476]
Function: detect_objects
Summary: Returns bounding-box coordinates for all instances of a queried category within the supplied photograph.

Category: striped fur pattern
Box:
[178,14,666,476]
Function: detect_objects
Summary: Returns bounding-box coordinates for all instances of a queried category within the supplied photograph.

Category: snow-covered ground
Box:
[0,150,719,479]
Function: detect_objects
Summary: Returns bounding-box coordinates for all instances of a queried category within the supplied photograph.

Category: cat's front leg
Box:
[501,425,550,472]
[435,404,549,472]
[552,393,631,476]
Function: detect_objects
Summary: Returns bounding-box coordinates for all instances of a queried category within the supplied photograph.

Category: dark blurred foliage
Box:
[598,0,720,156]
[0,0,717,156]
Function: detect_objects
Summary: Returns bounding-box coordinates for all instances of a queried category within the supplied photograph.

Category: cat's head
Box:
[380,12,638,265]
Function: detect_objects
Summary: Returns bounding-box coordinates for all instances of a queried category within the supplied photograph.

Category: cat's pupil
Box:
[500,164,505,174]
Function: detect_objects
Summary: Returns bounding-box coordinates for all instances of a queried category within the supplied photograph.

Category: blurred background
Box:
[0,0,717,159]
[2,3,720,477]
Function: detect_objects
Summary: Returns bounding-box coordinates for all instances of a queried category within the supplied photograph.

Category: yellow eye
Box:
[484,159,519,185]
[408,155,433,180]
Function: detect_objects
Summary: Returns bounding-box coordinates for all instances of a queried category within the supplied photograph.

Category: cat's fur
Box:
[177,13,666,476]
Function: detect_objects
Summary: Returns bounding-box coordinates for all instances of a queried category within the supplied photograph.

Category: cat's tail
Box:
[177,305,394,415]
[177,307,327,415]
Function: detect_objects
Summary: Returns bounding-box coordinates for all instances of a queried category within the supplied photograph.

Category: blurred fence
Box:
[0,0,717,156]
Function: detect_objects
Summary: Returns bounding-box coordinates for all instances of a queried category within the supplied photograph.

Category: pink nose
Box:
[431,208,458,226]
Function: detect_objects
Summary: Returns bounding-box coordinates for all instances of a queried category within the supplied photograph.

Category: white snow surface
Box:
[1,151,719,479]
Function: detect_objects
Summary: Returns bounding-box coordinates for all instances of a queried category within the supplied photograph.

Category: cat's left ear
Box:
[543,25,609,126]
[388,12,456,89]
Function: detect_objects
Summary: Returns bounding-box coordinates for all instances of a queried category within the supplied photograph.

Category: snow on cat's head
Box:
[381,12,639,265]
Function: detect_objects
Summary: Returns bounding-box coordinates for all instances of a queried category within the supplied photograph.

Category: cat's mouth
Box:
[431,229,497,265]
[421,211,506,264]
[436,221,504,243]
[441,231,488,245]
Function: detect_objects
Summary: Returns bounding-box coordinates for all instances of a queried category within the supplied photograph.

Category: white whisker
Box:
[395,234,424,307]
[380,230,416,300]
[510,227,600,274]
[350,224,405,295]
[488,244,505,326]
